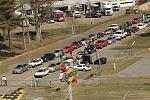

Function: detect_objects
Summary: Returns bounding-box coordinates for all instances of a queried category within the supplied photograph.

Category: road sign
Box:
[63,67,77,83]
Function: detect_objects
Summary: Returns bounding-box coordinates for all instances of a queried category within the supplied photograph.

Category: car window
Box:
[38,69,44,72]
[78,65,82,67]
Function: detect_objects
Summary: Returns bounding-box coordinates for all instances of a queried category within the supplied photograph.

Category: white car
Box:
[34,67,49,78]
[109,24,119,30]
[74,11,81,18]
[28,58,43,67]
[54,49,63,58]
[137,23,147,29]
[113,30,127,40]
[74,64,91,71]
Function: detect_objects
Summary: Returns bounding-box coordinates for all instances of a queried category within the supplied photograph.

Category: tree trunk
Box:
[22,26,27,50]
[8,29,12,52]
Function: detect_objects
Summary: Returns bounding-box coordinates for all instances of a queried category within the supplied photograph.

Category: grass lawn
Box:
[123,29,150,46]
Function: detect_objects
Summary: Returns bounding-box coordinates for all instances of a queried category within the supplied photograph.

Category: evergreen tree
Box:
[0,0,18,51]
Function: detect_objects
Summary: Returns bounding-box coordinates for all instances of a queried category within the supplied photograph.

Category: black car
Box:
[113,6,119,11]
[131,26,139,33]
[41,53,55,62]
[84,44,96,54]
[81,53,92,64]
[124,28,132,36]
[93,57,107,65]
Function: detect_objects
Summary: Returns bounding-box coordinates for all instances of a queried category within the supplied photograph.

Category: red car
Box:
[96,40,108,49]
[132,18,140,24]
[63,46,74,53]
[70,42,78,49]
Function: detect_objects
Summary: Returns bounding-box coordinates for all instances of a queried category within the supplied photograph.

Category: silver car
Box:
[107,35,117,44]
[12,64,30,74]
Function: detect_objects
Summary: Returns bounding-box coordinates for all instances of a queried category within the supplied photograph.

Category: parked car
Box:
[70,42,78,49]
[113,30,127,40]
[72,41,82,48]
[96,32,104,38]
[54,49,64,58]
[80,38,87,46]
[96,40,108,49]
[109,24,119,30]
[76,51,85,59]
[28,58,43,67]
[41,53,55,62]
[132,18,140,24]
[74,11,81,18]
[55,62,61,70]
[46,18,55,23]
[113,6,119,11]
[74,64,91,71]
[34,67,49,78]
[48,63,58,72]
[93,57,107,64]
[124,27,132,36]
[84,44,96,54]
[143,20,150,27]
[89,34,96,42]
[104,28,115,35]
[137,23,147,29]
[12,64,30,74]
[63,46,74,53]
[107,35,117,44]
[130,26,139,33]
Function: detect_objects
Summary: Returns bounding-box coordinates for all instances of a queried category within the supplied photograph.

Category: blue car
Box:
[41,53,55,62]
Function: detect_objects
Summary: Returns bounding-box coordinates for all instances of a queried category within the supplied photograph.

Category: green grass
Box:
[123,29,150,46]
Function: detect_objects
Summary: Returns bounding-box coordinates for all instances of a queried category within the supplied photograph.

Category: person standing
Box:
[1,76,7,86]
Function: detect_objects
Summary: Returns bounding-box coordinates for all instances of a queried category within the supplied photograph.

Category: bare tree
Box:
[23,0,60,47]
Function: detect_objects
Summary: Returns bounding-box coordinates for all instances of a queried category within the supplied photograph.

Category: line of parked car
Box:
[12,14,150,79]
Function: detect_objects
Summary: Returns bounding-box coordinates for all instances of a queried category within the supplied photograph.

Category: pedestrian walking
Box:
[1,76,7,86]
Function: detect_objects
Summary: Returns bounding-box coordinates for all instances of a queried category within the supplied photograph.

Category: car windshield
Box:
[81,38,86,41]
[32,59,37,62]
[138,24,143,26]
[106,8,111,10]
[49,64,55,67]
[54,50,60,53]
[87,45,94,48]
[37,69,44,72]
[108,37,113,40]
[78,51,83,55]
[114,6,118,8]
[111,25,117,27]
[16,65,22,68]
[116,32,122,34]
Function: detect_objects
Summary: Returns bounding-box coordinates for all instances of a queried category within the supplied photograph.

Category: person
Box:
[1,76,7,86]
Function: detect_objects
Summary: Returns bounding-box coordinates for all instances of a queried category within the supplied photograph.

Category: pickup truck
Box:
[96,40,108,49]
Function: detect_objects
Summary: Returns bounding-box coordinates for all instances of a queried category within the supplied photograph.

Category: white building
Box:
[53,0,137,8]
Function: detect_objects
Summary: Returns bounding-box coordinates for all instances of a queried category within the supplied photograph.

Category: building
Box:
[53,0,138,8]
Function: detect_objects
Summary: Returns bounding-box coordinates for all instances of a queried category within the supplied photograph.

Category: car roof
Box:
[39,67,47,70]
